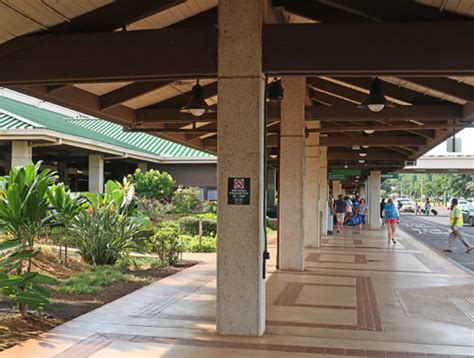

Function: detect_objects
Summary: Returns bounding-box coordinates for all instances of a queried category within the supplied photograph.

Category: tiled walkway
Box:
[4,227,474,357]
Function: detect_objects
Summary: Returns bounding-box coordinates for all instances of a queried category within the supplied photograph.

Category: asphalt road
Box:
[398,211,474,273]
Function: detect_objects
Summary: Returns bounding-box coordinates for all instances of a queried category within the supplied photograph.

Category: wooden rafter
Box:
[320,136,426,147]
[100,80,173,110]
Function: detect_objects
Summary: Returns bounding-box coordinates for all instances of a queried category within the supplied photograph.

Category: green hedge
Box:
[178,216,217,237]
[180,235,216,253]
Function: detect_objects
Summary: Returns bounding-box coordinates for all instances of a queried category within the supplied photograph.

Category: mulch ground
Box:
[0,248,196,352]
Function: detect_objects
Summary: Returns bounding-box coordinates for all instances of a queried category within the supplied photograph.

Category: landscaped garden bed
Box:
[0,247,195,351]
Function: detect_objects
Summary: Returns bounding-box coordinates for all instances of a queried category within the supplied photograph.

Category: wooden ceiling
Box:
[0,0,473,179]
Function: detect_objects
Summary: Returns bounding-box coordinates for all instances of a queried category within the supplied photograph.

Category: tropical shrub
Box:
[127,169,175,200]
[137,197,175,221]
[149,227,183,265]
[69,203,147,267]
[0,162,57,316]
[178,216,217,237]
[180,235,216,253]
[172,186,200,213]
[47,183,86,264]
[83,178,135,215]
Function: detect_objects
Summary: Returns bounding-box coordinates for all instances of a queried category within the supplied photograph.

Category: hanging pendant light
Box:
[180,80,215,117]
[363,129,376,135]
[358,159,366,164]
[358,78,394,113]
[352,145,361,150]
[359,148,368,158]
[267,77,284,102]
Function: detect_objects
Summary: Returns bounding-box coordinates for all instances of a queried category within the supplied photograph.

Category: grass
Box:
[58,266,132,295]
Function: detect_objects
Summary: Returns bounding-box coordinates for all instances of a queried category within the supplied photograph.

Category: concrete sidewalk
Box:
[3,228,473,357]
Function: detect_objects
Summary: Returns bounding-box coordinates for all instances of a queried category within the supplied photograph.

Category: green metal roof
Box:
[0,96,213,159]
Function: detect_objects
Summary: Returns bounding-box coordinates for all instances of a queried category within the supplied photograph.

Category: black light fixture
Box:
[358,77,394,113]
[180,80,215,117]
[267,77,284,102]
[359,148,368,158]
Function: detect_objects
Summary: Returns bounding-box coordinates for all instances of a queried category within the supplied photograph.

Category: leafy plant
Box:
[149,227,183,265]
[69,203,148,267]
[178,216,217,237]
[47,183,86,265]
[59,266,130,295]
[83,178,135,214]
[137,197,175,221]
[172,187,200,214]
[0,162,57,316]
[127,169,175,200]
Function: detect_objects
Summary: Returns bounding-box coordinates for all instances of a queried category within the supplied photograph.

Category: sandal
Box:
[392,238,397,244]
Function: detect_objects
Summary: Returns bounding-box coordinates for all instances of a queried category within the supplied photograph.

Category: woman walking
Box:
[383,198,399,244]
[358,198,368,231]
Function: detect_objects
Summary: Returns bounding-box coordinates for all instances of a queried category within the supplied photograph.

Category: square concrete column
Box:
[216,0,265,337]
[279,76,306,271]
[319,147,329,235]
[11,141,32,167]
[304,122,320,248]
[267,167,277,209]
[88,154,104,193]
[332,180,341,197]
[368,171,381,229]
[137,162,148,172]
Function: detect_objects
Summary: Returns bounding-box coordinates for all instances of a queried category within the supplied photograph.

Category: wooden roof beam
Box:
[328,152,408,160]
[100,80,173,110]
[0,28,217,85]
[400,77,474,103]
[312,123,472,133]
[49,0,186,33]
[306,105,463,121]
[320,136,426,147]
[264,22,474,76]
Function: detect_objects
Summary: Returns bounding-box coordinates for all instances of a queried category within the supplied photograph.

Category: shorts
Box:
[336,213,345,222]
[385,218,398,225]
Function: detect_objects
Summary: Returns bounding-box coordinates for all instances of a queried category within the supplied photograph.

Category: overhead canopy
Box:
[0,0,473,177]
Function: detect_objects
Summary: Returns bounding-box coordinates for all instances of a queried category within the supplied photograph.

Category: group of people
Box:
[330,193,472,254]
[333,194,368,233]
[415,198,432,216]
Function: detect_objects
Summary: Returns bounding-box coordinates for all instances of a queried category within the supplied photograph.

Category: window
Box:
[197,187,205,201]
[207,187,217,201]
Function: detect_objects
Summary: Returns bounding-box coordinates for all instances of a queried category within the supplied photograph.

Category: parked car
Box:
[398,198,416,212]
[460,204,474,226]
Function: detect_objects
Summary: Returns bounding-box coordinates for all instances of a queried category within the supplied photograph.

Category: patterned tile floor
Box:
[3,227,473,357]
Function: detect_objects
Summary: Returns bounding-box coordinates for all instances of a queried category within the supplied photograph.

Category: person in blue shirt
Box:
[382,198,399,244]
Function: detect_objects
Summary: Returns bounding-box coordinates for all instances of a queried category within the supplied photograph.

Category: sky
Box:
[1,88,473,156]
[426,128,474,156]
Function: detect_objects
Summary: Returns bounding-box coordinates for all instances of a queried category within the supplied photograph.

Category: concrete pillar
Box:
[368,171,381,229]
[319,147,329,235]
[304,122,320,248]
[88,154,104,193]
[332,180,341,197]
[11,141,32,167]
[216,0,265,337]
[137,162,148,172]
[279,76,306,271]
[267,167,277,210]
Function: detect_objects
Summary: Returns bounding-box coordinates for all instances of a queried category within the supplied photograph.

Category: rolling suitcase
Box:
[431,209,438,216]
